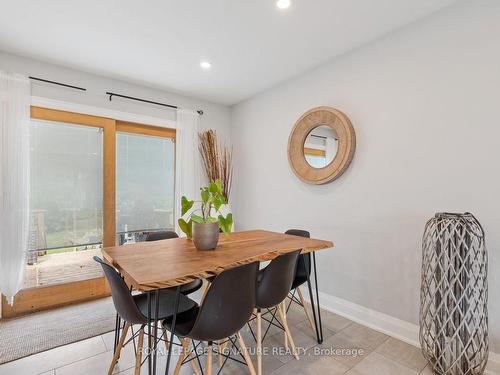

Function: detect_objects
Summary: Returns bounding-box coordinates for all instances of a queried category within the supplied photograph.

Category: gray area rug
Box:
[0,297,115,364]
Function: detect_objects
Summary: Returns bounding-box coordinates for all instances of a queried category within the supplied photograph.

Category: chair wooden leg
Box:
[207,342,213,375]
[297,287,315,333]
[217,340,227,367]
[277,305,299,360]
[237,332,257,375]
[173,338,189,375]
[282,302,289,350]
[134,326,145,375]
[256,310,262,375]
[108,321,130,375]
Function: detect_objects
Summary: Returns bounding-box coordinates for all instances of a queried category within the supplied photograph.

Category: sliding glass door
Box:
[1,108,176,317]
[27,120,103,288]
[116,131,175,245]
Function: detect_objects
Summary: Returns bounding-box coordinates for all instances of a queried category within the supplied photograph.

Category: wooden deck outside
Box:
[23,248,103,289]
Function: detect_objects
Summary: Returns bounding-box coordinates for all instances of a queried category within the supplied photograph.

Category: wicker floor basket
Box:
[420,212,488,374]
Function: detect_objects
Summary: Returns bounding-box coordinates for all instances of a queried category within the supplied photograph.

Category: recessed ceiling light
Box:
[200,61,212,70]
[276,0,291,10]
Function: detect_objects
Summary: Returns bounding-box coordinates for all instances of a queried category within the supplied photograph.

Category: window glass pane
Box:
[116,133,175,242]
[26,120,103,288]
[30,120,103,251]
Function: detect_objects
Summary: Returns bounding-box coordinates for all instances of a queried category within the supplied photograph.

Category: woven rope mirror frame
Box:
[288,106,356,184]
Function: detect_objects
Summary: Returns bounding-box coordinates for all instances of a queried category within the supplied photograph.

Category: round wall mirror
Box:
[288,106,356,184]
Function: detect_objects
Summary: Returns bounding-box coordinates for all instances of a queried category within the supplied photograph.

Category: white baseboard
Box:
[301,288,500,374]
[311,290,420,347]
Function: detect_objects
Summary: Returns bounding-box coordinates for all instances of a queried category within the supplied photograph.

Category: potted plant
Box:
[178,180,233,250]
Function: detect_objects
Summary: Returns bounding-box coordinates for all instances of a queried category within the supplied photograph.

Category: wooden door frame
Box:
[1,107,176,318]
[116,120,176,139]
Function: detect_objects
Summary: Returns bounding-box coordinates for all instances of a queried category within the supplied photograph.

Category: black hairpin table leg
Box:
[312,251,323,343]
[164,286,181,375]
[147,291,152,374]
[113,313,121,353]
[152,289,160,375]
[306,251,323,344]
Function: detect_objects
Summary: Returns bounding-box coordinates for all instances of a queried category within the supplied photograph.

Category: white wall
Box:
[0,51,231,138]
[231,0,500,352]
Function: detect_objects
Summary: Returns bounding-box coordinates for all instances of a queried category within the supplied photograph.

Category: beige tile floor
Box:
[0,303,497,375]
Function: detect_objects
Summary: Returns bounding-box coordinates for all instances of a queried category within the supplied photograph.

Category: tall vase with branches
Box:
[198,129,232,202]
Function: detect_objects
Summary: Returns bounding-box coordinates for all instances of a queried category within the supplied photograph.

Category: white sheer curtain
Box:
[174,109,201,235]
[0,72,31,305]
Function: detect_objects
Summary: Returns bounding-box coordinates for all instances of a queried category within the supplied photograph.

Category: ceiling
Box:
[0,0,456,105]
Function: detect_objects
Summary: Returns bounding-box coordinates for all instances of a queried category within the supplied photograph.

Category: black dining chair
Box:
[111,230,204,357]
[255,249,301,375]
[284,229,317,335]
[94,256,199,375]
[164,261,259,375]
[145,230,203,295]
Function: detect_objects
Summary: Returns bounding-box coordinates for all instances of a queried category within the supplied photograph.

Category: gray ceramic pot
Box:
[192,222,219,251]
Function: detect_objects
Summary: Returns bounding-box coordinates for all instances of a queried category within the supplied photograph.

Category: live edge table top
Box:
[101,229,334,292]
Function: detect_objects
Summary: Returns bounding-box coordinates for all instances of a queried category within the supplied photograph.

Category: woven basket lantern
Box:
[420,213,488,374]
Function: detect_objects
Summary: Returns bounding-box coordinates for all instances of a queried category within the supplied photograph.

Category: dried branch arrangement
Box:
[198,129,233,202]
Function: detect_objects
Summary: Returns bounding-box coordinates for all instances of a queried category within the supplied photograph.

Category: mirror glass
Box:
[304,125,338,168]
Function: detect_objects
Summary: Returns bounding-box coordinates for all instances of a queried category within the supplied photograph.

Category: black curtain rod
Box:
[106,91,204,115]
[28,78,203,115]
[29,76,86,91]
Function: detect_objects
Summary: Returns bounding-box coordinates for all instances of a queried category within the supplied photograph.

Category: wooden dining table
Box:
[102,229,333,375]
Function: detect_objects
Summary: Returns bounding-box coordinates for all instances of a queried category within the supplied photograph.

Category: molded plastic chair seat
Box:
[254,250,301,375]
[93,255,200,375]
[94,256,196,325]
[175,279,203,295]
[145,231,178,242]
[256,268,304,289]
[163,306,200,336]
[162,262,259,375]
[256,250,301,309]
[164,262,258,341]
[290,273,308,290]
[133,289,198,322]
